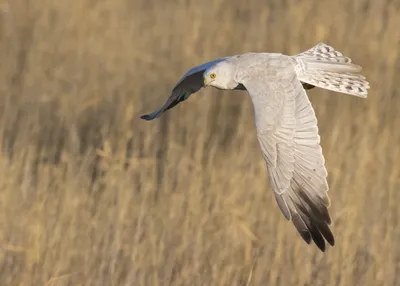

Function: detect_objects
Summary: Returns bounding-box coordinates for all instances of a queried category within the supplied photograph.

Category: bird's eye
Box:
[210,73,216,79]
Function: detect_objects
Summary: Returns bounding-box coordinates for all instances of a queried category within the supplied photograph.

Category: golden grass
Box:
[0,0,399,285]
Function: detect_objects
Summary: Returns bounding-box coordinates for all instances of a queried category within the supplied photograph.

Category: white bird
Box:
[141,43,370,252]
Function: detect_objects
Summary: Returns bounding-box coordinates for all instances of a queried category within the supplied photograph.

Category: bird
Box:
[140,43,370,252]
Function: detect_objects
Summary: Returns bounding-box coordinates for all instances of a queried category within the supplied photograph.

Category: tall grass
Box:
[0,0,399,285]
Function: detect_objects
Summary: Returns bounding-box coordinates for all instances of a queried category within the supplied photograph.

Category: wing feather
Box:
[140,58,228,120]
[242,65,334,251]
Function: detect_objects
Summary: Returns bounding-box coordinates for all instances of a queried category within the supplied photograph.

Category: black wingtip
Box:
[140,112,160,121]
[140,114,154,121]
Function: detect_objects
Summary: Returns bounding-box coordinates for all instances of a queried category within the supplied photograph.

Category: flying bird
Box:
[140,43,370,252]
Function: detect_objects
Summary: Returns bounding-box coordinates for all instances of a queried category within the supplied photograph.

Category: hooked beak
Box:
[203,77,212,86]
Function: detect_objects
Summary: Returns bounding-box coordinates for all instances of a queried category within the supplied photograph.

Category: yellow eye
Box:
[210,73,216,79]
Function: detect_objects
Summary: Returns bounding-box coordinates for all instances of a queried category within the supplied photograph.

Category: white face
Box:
[203,62,238,90]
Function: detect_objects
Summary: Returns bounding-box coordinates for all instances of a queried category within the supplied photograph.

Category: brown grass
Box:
[0,0,399,285]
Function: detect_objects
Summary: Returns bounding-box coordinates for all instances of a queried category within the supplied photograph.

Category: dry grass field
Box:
[0,0,399,285]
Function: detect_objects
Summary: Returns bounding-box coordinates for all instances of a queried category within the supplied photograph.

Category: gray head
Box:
[203,61,239,90]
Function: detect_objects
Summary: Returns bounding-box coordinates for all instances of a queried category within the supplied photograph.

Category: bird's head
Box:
[203,62,238,90]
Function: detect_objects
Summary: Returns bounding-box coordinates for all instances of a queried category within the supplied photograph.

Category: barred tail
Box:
[293,43,370,98]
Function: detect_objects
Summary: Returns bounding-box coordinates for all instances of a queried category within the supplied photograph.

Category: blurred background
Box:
[0,0,399,285]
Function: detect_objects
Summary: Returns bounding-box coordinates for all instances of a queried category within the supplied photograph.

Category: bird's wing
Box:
[140,57,229,120]
[242,70,334,251]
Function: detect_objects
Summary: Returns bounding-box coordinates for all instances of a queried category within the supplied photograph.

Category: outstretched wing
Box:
[242,68,334,252]
[140,57,229,121]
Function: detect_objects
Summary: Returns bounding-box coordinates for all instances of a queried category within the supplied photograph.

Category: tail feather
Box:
[293,43,370,98]
[302,60,363,73]
[295,42,353,64]
[298,70,369,98]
